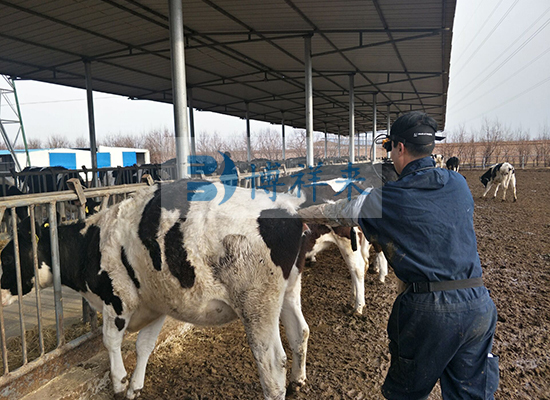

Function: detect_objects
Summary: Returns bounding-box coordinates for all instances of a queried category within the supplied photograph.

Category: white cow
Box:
[1,180,310,399]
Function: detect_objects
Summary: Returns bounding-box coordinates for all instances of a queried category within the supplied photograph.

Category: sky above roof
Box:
[1,0,549,145]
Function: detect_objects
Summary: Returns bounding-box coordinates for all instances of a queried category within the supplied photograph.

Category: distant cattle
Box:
[273,161,397,314]
[480,162,517,202]
[446,156,460,172]
[431,154,445,168]
[13,166,100,216]
[1,180,309,399]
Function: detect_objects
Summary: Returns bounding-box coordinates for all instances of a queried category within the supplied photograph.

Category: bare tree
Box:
[26,138,42,149]
[535,123,550,167]
[142,128,176,163]
[74,137,89,148]
[99,133,144,149]
[46,134,72,148]
[288,129,307,158]
[478,118,505,167]
[511,128,532,168]
[462,133,477,168]
[196,130,227,164]
[253,128,282,160]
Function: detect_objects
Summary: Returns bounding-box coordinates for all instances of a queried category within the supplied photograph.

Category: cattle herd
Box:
[0,156,518,399]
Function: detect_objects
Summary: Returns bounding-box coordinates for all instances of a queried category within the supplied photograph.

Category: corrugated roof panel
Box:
[0,0,456,131]
[294,0,383,30]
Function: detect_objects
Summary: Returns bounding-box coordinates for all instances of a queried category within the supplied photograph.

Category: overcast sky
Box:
[1,0,549,146]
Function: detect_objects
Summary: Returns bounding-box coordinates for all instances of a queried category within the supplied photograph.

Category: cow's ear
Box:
[41,212,62,229]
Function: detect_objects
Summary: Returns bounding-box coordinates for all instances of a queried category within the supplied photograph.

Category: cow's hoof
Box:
[114,392,126,400]
[286,381,305,396]
[125,388,142,399]
[367,266,379,275]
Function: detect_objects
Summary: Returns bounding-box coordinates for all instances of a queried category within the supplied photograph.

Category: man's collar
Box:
[399,156,435,178]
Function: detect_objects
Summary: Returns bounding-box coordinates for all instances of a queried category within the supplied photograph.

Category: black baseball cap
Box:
[389,124,445,145]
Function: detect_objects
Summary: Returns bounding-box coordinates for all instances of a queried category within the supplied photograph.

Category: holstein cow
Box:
[1,180,310,399]
[431,154,445,168]
[14,166,100,215]
[446,156,460,172]
[271,161,397,315]
[480,162,517,202]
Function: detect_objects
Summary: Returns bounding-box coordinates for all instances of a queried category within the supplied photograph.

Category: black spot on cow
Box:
[50,223,124,315]
[121,247,140,289]
[165,222,195,288]
[84,226,123,315]
[257,209,304,279]
[139,187,163,271]
[115,317,126,331]
[332,227,357,251]
[138,181,201,272]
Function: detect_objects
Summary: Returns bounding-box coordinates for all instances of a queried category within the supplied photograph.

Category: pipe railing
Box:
[0,182,149,381]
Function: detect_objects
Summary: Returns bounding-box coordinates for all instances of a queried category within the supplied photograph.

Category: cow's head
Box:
[479,175,488,187]
[1,218,51,306]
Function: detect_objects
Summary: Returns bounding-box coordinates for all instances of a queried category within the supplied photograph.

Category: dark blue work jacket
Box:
[358,156,486,300]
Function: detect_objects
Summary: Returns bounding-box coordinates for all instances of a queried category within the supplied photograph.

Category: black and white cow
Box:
[446,156,460,172]
[14,166,100,215]
[272,161,397,315]
[480,162,517,202]
[1,180,310,399]
[431,154,445,168]
[0,183,28,221]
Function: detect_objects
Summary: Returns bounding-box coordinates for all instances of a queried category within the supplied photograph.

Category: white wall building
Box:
[0,146,150,172]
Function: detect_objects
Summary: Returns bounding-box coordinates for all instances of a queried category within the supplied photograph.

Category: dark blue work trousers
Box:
[381,290,499,400]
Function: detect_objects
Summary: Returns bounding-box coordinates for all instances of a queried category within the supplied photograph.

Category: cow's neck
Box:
[40,221,90,293]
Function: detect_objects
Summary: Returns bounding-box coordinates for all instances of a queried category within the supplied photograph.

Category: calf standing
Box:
[446,156,460,172]
[480,162,517,201]
[1,180,309,399]
[431,154,445,168]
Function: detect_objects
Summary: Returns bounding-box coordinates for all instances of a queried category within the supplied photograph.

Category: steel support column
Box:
[282,112,286,161]
[324,122,328,160]
[338,127,341,158]
[188,88,196,156]
[246,102,251,162]
[372,93,377,161]
[304,35,314,167]
[169,0,189,179]
[387,105,392,158]
[349,74,355,164]
[84,61,98,187]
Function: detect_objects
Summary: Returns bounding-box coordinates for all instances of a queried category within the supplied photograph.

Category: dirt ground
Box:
[125,168,550,400]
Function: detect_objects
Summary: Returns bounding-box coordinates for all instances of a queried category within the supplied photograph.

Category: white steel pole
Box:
[349,74,355,164]
[169,0,190,179]
[305,35,314,167]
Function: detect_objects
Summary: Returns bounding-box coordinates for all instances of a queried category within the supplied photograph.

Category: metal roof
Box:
[0,0,457,135]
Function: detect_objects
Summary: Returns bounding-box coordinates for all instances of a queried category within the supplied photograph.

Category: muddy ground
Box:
[124,168,550,400]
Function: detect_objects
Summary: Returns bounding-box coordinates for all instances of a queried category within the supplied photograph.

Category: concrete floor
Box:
[1,286,84,339]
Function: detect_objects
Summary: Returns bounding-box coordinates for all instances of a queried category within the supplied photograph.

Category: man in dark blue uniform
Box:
[300,111,499,399]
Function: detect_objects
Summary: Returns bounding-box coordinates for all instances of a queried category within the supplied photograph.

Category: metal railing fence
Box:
[0,182,148,384]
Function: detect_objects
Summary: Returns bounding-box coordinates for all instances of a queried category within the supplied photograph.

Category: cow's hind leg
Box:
[337,242,365,315]
[217,235,287,399]
[511,173,517,201]
[280,270,309,393]
[374,251,388,283]
[127,315,166,399]
[241,288,287,400]
[103,309,132,397]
